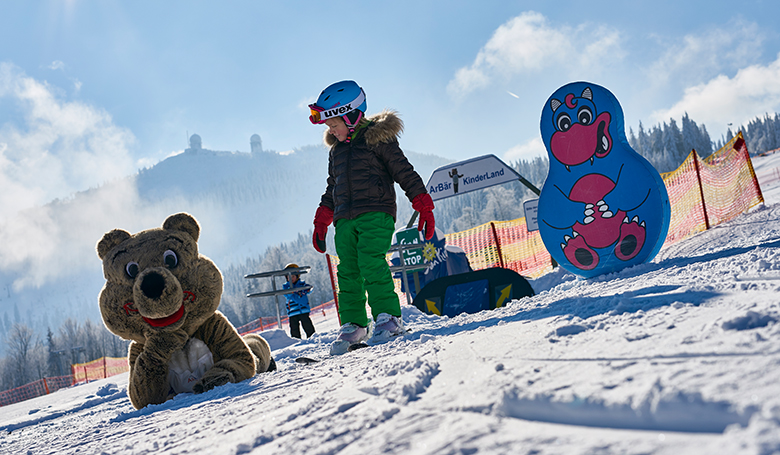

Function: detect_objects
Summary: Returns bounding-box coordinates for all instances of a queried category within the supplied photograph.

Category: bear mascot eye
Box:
[163,249,178,268]
[126,262,140,278]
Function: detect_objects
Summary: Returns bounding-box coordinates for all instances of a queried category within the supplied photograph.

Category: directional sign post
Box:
[425,154,540,202]
[407,154,541,228]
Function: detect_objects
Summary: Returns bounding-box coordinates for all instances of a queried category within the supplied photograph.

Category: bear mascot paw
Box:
[96,212,276,409]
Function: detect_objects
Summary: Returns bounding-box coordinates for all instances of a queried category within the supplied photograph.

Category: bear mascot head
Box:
[97,212,275,409]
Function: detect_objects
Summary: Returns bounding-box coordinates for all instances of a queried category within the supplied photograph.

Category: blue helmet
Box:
[309,80,367,128]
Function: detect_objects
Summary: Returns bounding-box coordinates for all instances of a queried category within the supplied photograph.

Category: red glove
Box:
[312,205,333,253]
[412,193,435,240]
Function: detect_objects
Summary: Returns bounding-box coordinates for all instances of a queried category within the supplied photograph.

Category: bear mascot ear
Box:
[162,212,200,242]
[97,229,132,260]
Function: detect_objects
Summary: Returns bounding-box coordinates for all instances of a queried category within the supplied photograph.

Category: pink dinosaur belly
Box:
[569,174,625,248]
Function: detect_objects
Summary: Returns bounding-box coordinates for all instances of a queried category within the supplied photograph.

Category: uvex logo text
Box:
[322,104,352,119]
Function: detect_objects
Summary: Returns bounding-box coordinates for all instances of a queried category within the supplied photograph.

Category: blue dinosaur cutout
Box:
[538,81,670,278]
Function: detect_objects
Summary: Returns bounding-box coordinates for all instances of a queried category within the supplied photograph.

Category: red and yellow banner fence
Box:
[661,132,763,247]
[0,357,128,407]
[445,220,553,278]
[0,375,74,407]
[236,300,337,335]
[71,357,130,384]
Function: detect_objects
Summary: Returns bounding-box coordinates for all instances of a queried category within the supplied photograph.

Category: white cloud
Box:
[647,19,764,87]
[503,136,546,163]
[650,53,780,139]
[48,60,65,71]
[0,62,144,289]
[447,11,623,97]
[0,62,137,223]
[0,179,146,289]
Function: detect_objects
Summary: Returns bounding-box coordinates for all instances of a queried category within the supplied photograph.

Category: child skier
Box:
[282,263,316,339]
[309,80,435,355]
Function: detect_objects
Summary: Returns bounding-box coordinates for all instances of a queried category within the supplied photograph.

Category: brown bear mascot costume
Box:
[96,212,275,409]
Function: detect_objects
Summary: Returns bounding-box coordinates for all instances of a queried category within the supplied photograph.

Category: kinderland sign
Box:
[425,154,538,201]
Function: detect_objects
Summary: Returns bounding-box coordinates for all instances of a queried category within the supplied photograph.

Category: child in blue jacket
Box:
[282,263,316,339]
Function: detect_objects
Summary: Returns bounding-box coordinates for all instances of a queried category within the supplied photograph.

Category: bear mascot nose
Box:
[141,271,166,299]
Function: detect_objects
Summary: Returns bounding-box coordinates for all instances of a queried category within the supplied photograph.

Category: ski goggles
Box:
[308,90,365,124]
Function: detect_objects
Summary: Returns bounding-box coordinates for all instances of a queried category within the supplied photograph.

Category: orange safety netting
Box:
[71,357,129,384]
[661,132,763,247]
[445,219,553,278]
[0,375,73,407]
[236,300,338,335]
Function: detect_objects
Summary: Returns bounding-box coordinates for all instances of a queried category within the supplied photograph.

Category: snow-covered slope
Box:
[2,155,780,454]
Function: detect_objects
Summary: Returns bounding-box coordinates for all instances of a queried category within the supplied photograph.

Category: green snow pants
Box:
[334,211,400,327]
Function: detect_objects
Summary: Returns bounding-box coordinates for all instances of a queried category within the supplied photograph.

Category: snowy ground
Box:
[3,154,780,454]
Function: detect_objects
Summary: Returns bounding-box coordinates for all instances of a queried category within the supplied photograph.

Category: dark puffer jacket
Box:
[320,110,427,223]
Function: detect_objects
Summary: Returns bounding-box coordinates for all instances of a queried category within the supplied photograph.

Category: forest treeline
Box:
[3,111,779,392]
[0,319,129,392]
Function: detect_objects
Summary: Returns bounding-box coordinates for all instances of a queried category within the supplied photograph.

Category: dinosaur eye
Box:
[125,262,140,279]
[577,106,593,125]
[163,250,178,268]
[556,113,572,132]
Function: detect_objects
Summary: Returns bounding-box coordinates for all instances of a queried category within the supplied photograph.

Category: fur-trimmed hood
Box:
[324,109,404,147]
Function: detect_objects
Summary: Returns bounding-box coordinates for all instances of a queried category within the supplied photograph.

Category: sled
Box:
[411,267,534,317]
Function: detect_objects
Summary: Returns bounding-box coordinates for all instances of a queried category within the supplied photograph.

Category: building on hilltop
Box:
[250,134,263,154]
[185,133,264,154]
[188,134,203,153]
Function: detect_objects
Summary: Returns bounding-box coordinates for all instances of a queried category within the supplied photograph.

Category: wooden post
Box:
[691,149,711,230]
[735,134,764,204]
[490,222,505,268]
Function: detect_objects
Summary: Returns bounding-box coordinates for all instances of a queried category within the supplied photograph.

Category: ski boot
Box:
[367,313,405,345]
[330,322,370,355]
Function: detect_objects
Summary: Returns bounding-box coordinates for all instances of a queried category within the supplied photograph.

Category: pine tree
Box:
[698,124,713,155]
[664,118,685,168]
[46,327,61,377]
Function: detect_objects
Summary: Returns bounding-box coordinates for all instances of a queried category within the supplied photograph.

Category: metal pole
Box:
[406,211,419,229]
[271,278,282,329]
[399,247,413,305]
[325,254,340,325]
[518,176,541,195]
[390,240,421,306]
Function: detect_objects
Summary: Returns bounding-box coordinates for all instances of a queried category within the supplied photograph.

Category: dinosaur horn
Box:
[581,87,593,100]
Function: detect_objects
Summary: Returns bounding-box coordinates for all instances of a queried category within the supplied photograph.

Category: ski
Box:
[294,356,319,365]
[293,330,409,364]
[293,342,368,364]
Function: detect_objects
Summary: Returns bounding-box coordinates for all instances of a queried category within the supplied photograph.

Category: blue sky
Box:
[1,0,780,219]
